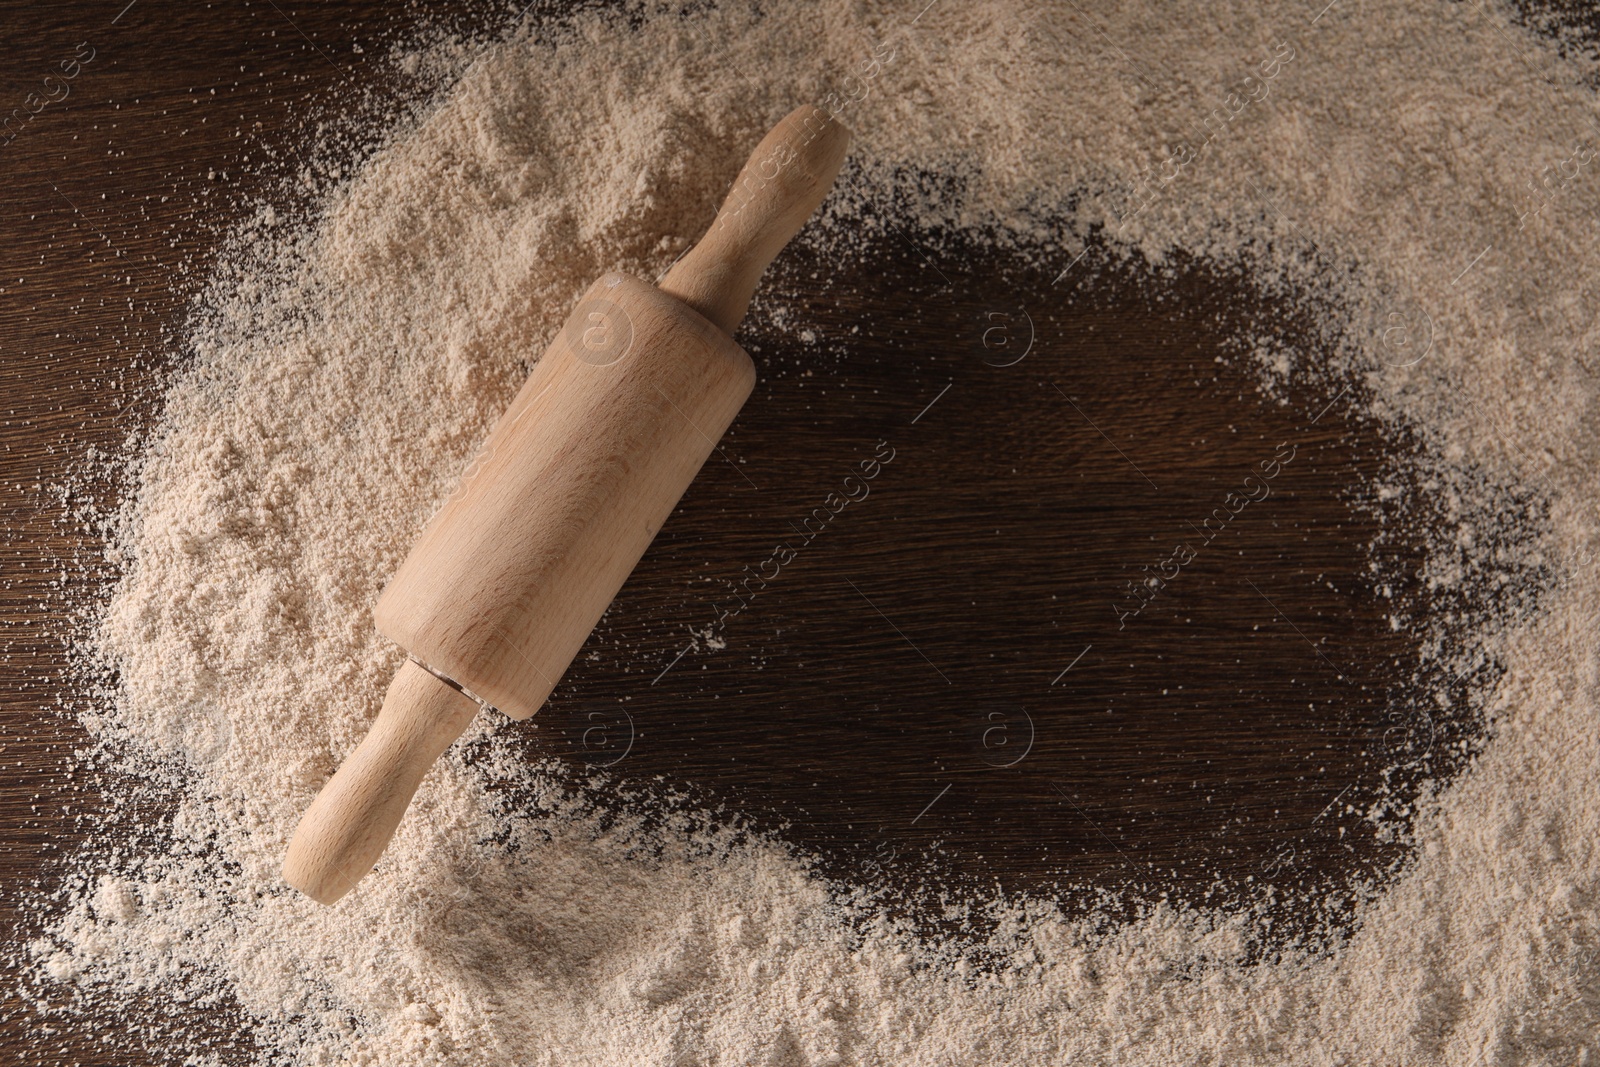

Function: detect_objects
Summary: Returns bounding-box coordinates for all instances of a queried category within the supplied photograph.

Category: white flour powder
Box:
[15,1,1600,1064]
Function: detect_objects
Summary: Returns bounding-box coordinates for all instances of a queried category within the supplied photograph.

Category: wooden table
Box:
[3,1,1587,1062]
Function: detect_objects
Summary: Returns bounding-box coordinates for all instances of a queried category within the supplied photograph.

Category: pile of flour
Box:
[15,1,1600,1063]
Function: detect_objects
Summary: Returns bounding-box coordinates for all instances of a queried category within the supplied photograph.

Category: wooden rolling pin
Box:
[283,105,850,904]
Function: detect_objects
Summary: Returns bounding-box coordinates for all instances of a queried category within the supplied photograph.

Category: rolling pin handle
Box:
[282,659,480,904]
[659,104,851,335]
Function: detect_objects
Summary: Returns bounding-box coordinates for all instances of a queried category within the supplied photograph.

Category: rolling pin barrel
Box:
[375,271,758,721]
[283,105,850,904]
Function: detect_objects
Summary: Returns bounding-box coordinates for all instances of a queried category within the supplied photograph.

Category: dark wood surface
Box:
[0,1,1579,1062]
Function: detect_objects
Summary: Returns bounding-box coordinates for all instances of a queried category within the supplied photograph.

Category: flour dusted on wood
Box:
[18,1,1600,1064]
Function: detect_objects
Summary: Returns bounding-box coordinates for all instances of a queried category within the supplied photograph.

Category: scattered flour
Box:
[14,1,1600,1064]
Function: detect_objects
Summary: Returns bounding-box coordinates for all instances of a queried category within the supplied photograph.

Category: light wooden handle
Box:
[659,104,850,334]
[283,660,478,904]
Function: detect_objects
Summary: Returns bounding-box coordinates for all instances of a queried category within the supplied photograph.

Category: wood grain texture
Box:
[2,0,1589,1062]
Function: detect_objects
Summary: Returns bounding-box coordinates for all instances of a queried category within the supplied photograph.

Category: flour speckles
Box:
[15,1,1600,1064]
